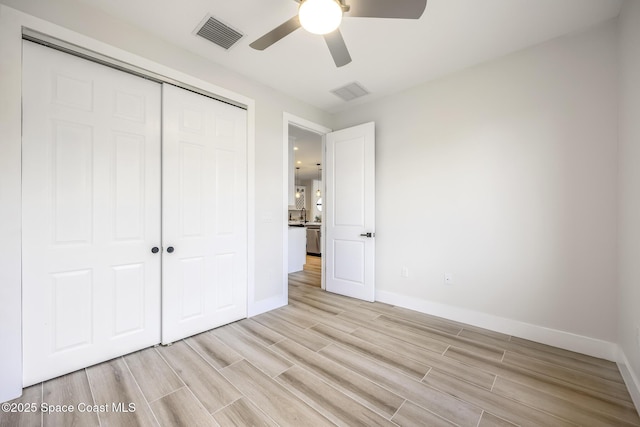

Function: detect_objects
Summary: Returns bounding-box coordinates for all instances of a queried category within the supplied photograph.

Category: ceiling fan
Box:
[249,0,428,67]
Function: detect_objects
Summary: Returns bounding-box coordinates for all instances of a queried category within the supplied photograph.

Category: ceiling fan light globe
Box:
[299,0,343,35]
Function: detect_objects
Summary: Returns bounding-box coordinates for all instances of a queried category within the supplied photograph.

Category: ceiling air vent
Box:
[195,15,244,50]
[331,82,370,102]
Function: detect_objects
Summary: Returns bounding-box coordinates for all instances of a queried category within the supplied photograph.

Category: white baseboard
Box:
[375,290,618,361]
[617,349,640,414]
[248,295,287,318]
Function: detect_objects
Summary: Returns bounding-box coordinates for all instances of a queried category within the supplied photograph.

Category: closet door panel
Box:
[22,41,162,386]
[162,84,247,344]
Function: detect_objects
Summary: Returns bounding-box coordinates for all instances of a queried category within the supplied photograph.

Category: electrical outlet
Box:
[401,267,409,278]
[636,325,640,349]
[444,273,453,285]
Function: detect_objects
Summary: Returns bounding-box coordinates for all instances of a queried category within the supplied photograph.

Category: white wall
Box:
[333,20,619,355]
[0,4,24,404]
[617,0,640,408]
[0,0,331,401]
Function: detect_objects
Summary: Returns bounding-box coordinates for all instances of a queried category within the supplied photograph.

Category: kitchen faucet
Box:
[300,207,307,223]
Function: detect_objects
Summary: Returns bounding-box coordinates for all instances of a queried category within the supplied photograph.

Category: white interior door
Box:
[161,84,248,344]
[325,122,376,301]
[22,41,162,386]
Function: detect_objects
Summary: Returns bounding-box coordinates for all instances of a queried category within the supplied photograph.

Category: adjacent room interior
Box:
[1,0,639,425]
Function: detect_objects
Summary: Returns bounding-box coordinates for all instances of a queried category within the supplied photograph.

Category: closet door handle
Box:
[166,246,175,254]
[151,247,160,254]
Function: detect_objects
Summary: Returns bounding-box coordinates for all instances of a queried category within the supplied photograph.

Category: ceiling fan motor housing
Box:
[298,0,344,35]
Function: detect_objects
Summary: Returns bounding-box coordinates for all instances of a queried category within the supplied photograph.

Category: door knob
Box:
[151,247,159,254]
[166,246,175,253]
[359,232,374,238]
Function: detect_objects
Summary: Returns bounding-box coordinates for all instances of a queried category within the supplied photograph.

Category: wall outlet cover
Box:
[444,273,453,285]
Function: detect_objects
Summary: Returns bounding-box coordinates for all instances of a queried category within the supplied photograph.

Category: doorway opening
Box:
[283,114,331,295]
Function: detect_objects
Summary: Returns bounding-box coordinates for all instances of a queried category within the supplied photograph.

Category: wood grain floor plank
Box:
[361,301,396,312]
[510,336,620,370]
[458,325,512,342]
[0,383,42,427]
[287,302,360,333]
[253,311,331,352]
[124,347,184,403]
[460,329,623,382]
[157,341,242,414]
[331,303,384,320]
[457,329,515,349]
[336,311,454,354]
[149,387,216,427]
[335,310,384,328]
[85,357,159,427]
[445,346,639,412]
[505,340,624,383]
[352,326,496,390]
[320,345,482,427]
[423,369,575,427]
[375,315,505,360]
[300,291,377,316]
[478,412,518,427]
[288,294,345,315]
[184,331,243,371]
[303,254,322,274]
[289,268,321,286]
[230,319,286,347]
[492,376,640,426]
[272,339,405,418]
[42,370,99,427]
[212,397,277,427]
[503,351,632,402]
[268,304,321,329]
[310,323,431,380]
[352,323,449,355]
[391,401,457,427]
[220,360,334,427]
[276,365,396,427]
[319,343,483,427]
[211,324,293,377]
[365,303,464,336]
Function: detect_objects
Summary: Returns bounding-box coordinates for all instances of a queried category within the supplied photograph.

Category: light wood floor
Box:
[302,255,322,278]
[2,270,639,427]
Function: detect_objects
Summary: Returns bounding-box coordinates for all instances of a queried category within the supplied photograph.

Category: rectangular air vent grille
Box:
[195,15,243,50]
[331,81,370,102]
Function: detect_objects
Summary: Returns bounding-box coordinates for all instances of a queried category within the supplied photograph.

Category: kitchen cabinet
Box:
[288,226,306,273]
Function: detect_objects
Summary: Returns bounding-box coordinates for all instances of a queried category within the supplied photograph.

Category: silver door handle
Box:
[359,232,374,238]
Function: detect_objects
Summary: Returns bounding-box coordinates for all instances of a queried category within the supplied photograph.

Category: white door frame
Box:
[0,6,255,401]
[283,113,332,294]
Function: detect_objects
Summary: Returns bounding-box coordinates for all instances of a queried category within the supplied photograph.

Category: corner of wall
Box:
[617,347,640,414]
[248,295,287,318]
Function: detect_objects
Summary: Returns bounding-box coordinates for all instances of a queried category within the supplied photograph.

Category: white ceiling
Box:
[77,0,621,113]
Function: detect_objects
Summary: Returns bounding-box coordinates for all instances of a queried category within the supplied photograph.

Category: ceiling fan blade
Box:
[344,0,427,19]
[249,16,301,50]
[323,29,352,67]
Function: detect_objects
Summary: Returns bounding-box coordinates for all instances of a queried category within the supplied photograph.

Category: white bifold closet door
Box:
[22,41,162,386]
[161,84,247,344]
[22,42,249,385]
